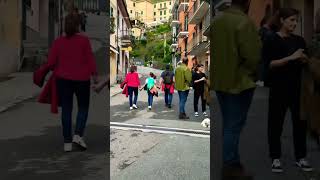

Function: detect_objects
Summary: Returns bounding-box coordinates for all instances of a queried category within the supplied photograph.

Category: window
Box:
[160,17,162,20]
[154,12,156,16]
[130,10,132,14]
[133,2,135,7]
[170,2,171,5]
[154,18,156,21]
[164,3,166,7]
[164,10,166,15]
[160,4,162,8]
[154,4,156,8]
[160,11,162,16]
[141,11,143,15]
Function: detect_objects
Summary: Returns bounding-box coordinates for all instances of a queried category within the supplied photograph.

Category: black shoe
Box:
[179,113,189,119]
[271,159,284,173]
[222,164,253,180]
[183,113,189,119]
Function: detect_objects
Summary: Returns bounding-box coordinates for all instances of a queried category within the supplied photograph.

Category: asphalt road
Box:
[110,67,211,180]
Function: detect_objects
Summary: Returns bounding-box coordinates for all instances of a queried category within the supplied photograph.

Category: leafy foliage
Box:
[130,23,173,69]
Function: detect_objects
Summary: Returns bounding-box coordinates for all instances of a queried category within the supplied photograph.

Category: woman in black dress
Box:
[264,8,313,173]
[192,64,207,117]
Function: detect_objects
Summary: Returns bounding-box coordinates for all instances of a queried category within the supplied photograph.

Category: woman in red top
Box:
[124,66,141,110]
[47,14,97,152]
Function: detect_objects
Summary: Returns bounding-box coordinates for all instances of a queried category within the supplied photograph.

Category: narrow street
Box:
[0,13,107,180]
[110,66,210,180]
[111,66,320,180]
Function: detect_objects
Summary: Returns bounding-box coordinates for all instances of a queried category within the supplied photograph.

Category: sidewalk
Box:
[110,84,123,97]
[0,73,40,113]
[0,37,104,114]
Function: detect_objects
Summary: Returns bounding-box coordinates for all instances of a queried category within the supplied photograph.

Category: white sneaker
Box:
[133,104,138,109]
[148,106,152,110]
[130,107,133,110]
[271,159,283,173]
[64,143,72,152]
[203,112,208,117]
[195,112,199,117]
[296,158,313,172]
[72,135,87,151]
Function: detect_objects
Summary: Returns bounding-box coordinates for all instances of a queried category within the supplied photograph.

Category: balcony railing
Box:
[171,11,180,26]
[203,9,210,36]
[177,23,188,38]
[120,29,131,39]
[178,0,189,11]
[188,31,208,54]
[188,0,209,24]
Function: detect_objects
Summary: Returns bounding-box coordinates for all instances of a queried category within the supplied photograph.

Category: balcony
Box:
[178,0,189,12]
[120,30,132,47]
[170,36,178,49]
[170,12,180,26]
[177,24,188,38]
[188,0,209,25]
[188,32,209,55]
[203,10,210,37]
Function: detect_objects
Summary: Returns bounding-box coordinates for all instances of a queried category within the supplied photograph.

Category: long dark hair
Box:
[130,65,137,73]
[274,8,300,30]
[64,14,80,38]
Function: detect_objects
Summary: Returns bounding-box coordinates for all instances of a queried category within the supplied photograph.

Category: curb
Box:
[0,94,38,113]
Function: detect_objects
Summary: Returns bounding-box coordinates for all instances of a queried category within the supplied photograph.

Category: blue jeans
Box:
[216,88,255,166]
[128,86,138,107]
[164,88,173,105]
[148,92,154,106]
[178,90,189,113]
[57,78,90,143]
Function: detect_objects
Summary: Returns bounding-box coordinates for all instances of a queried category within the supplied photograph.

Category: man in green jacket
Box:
[175,57,192,119]
[210,0,261,178]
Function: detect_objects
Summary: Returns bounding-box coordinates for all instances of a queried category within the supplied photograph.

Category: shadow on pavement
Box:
[0,125,106,180]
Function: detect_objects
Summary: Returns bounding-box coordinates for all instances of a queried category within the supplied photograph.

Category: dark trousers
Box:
[194,90,206,112]
[216,88,255,166]
[57,78,90,143]
[164,88,173,106]
[268,87,307,160]
[128,86,138,107]
[178,90,189,113]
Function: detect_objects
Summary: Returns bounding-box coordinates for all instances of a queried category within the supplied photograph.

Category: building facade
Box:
[110,0,118,85]
[0,0,22,76]
[109,0,132,84]
[126,0,173,28]
[187,0,210,72]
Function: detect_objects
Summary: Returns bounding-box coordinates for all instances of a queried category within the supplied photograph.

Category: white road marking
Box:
[110,122,210,138]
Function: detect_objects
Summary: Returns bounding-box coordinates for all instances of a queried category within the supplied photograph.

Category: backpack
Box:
[163,71,172,84]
